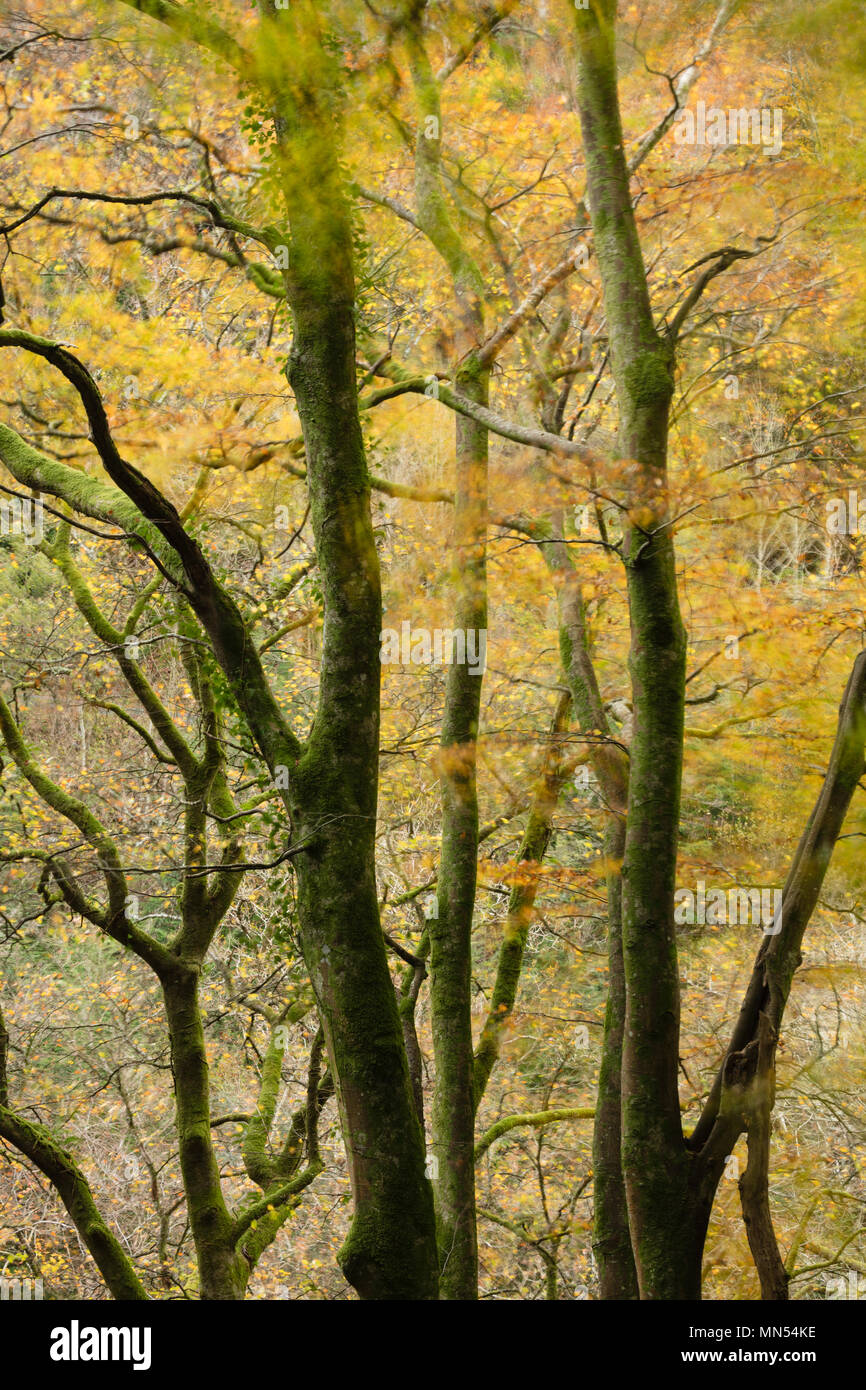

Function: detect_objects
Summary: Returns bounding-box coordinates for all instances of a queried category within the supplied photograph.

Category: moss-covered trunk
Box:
[573,0,693,1298]
[161,966,248,1300]
[618,524,693,1297]
[430,361,488,1300]
[250,3,441,1300]
[402,18,492,1300]
[592,815,640,1299]
[285,297,438,1301]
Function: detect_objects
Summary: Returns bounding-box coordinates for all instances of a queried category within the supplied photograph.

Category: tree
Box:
[0,0,439,1301]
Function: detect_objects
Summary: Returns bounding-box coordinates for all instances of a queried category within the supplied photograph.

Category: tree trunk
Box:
[264,12,440,1291]
[542,533,637,1297]
[573,0,693,1298]
[430,361,488,1299]
[161,967,248,1300]
[404,20,491,1299]
[282,271,438,1303]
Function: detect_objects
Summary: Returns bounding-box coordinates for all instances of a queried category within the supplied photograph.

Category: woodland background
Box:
[1,0,865,1300]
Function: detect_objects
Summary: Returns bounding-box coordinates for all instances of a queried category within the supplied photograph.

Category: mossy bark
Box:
[403,21,490,1300]
[283,289,438,1303]
[429,362,488,1300]
[574,1,693,1298]
[161,966,248,1299]
[262,13,439,1295]
[592,815,640,1299]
